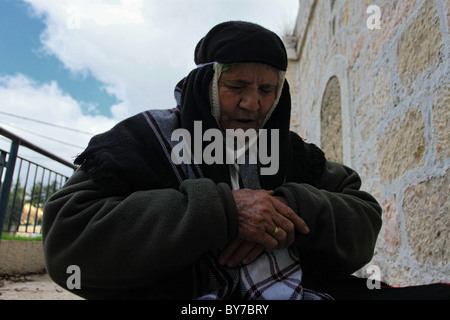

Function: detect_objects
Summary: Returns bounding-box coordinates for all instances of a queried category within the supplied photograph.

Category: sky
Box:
[0,0,299,176]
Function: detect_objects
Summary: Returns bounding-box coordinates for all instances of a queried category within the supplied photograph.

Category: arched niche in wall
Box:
[314,55,352,166]
[320,76,343,163]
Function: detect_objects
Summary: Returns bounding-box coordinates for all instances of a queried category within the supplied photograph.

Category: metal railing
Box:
[0,126,76,239]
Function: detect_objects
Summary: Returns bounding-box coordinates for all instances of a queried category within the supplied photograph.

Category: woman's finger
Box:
[272,198,310,234]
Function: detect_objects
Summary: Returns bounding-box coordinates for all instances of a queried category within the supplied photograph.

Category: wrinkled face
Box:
[218,63,279,131]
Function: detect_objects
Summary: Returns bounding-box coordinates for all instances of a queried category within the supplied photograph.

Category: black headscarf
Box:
[194,21,287,71]
[74,21,324,194]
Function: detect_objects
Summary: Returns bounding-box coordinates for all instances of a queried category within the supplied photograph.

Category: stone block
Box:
[377,107,425,183]
[348,32,365,69]
[403,172,449,265]
[372,65,393,119]
[397,1,442,87]
[382,196,401,256]
[432,85,450,162]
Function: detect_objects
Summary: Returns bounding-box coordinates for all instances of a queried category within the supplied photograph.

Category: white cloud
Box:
[0,73,116,176]
[23,0,299,117]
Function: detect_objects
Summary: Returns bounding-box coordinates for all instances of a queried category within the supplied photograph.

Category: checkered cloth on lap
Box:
[240,248,304,299]
[197,248,333,300]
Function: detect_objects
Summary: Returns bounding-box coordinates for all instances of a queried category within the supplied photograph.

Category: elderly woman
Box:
[42,21,382,300]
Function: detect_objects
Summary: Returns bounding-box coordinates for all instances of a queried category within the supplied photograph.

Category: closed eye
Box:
[259,85,277,95]
[220,80,248,92]
[219,80,277,95]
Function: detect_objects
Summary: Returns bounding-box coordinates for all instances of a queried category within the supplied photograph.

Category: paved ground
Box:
[0,272,83,300]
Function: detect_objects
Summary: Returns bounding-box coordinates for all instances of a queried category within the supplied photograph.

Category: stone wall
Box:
[285,0,449,286]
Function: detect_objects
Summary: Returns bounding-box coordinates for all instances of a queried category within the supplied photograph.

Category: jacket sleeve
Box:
[274,161,382,279]
[42,168,238,299]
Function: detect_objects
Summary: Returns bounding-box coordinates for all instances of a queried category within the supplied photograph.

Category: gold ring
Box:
[273,226,279,236]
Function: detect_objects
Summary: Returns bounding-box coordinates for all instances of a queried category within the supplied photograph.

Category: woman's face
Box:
[218,63,279,131]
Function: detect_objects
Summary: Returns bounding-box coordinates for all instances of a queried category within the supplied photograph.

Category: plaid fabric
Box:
[197,248,333,300]
[240,248,303,300]
[303,288,334,300]
[240,248,333,300]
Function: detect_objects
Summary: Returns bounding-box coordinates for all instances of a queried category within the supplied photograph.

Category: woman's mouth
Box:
[232,119,260,130]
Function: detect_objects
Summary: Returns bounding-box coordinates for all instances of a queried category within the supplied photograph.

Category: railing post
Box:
[0,140,19,240]
[0,150,6,188]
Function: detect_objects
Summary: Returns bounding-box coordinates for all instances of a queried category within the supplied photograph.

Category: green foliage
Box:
[2,179,60,233]
[1,233,42,241]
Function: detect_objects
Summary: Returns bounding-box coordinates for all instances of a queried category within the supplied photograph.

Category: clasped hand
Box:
[218,189,309,267]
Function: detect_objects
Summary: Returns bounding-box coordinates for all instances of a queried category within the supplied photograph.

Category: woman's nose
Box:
[239,90,260,111]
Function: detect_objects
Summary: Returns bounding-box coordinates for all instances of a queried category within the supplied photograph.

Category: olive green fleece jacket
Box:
[42,159,381,299]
